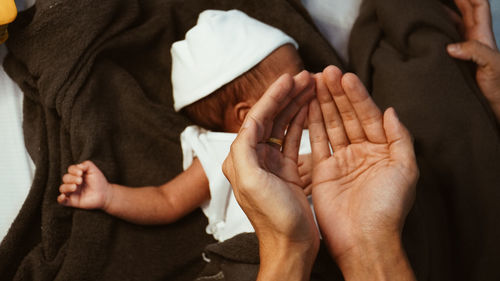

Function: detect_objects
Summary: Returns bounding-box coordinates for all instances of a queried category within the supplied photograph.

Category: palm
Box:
[244,142,316,241]
[258,144,302,188]
[312,142,413,258]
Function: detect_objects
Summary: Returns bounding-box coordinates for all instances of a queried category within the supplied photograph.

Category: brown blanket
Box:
[2,0,499,280]
[0,0,342,280]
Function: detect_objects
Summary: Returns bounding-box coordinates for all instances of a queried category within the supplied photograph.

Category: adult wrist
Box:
[257,237,319,281]
[335,232,415,281]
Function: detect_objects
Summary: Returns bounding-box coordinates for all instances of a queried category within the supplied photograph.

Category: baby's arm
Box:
[58,159,210,224]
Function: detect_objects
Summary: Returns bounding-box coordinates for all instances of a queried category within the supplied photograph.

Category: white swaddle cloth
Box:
[181,125,313,242]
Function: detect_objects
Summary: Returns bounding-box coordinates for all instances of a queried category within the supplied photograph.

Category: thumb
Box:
[383,108,417,171]
[225,117,260,187]
[447,40,498,67]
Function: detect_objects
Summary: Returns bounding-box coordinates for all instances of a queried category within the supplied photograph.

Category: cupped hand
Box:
[308,66,419,266]
[222,71,318,280]
[58,160,112,210]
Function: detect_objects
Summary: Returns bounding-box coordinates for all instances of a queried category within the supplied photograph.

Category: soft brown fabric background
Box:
[1,0,342,280]
[1,0,499,280]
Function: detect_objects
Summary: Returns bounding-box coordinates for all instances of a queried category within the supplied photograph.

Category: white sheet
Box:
[0,0,36,243]
[301,0,362,62]
[0,45,35,242]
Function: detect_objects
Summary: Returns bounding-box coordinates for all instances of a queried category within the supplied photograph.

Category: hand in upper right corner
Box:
[445,0,500,122]
[58,160,112,210]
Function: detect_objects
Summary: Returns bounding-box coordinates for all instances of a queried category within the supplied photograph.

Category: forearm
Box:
[104,184,181,224]
[336,233,416,281]
[104,159,210,225]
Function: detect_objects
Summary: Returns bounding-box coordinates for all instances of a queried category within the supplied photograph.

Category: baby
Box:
[58,10,314,241]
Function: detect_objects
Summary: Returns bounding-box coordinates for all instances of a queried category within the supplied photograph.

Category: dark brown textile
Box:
[2,0,499,280]
[0,0,341,280]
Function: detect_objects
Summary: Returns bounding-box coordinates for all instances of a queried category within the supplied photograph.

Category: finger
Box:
[314,70,349,151]
[222,156,235,187]
[243,73,294,142]
[303,184,312,196]
[341,73,387,144]
[455,0,475,32]
[62,173,83,185]
[228,117,261,184]
[308,99,331,165]
[269,71,315,143]
[282,106,308,163]
[455,0,497,48]
[447,40,498,67]
[300,173,312,189]
[442,4,465,36]
[59,183,78,194]
[323,66,367,144]
[68,165,83,176]
[57,194,69,205]
[383,108,418,177]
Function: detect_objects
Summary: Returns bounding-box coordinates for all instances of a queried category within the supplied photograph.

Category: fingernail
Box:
[447,44,460,53]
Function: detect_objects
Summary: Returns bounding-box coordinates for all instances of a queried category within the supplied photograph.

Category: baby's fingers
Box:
[57,193,79,207]
[57,193,69,205]
[68,164,84,176]
[59,183,78,194]
[303,184,312,196]
[62,173,83,185]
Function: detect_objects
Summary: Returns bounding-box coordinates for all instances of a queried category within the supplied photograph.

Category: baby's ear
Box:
[234,101,252,125]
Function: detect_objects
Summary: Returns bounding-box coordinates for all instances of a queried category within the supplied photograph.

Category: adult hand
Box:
[446,0,500,121]
[309,66,418,280]
[222,70,318,281]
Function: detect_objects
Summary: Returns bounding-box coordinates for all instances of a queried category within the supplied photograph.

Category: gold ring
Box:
[266,137,283,147]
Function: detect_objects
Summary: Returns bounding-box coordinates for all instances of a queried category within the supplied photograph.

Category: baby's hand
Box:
[298,153,313,196]
[58,160,112,210]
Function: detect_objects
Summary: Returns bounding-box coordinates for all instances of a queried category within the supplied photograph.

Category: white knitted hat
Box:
[171,9,298,111]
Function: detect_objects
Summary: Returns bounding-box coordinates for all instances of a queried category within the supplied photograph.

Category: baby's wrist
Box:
[102,182,114,212]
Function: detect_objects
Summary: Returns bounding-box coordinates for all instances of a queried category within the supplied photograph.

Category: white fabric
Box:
[171,9,298,111]
[301,0,362,62]
[181,125,312,242]
[0,45,35,243]
[0,0,36,243]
